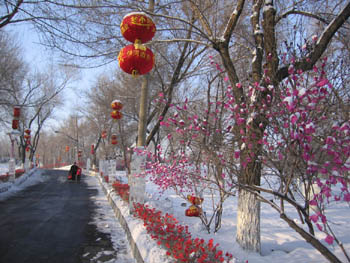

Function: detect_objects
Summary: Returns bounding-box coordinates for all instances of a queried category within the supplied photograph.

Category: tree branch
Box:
[277,2,350,82]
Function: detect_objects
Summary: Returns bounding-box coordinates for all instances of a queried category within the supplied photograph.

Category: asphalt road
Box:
[0,169,122,263]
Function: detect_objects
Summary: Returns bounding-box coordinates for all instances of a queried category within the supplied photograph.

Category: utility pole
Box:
[129,0,155,213]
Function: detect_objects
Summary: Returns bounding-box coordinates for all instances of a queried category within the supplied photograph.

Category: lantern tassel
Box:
[134,39,146,51]
[131,69,139,77]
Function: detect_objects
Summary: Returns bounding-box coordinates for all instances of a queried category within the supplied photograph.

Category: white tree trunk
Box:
[236,189,261,253]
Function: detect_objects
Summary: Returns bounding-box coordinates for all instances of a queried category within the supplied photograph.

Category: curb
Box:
[92,171,173,263]
[92,171,145,263]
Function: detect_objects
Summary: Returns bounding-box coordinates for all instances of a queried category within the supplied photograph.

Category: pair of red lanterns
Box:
[110,100,123,120]
[24,129,31,152]
[118,12,156,76]
[12,106,21,129]
[110,100,124,145]
[185,195,204,217]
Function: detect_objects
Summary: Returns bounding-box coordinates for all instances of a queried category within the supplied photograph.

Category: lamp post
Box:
[7,130,21,182]
[118,1,155,213]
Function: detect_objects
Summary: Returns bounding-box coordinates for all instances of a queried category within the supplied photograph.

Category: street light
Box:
[7,130,21,182]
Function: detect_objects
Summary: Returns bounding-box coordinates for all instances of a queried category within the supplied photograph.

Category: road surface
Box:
[0,169,134,263]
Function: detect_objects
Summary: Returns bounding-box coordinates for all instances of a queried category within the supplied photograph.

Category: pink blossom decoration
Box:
[344,193,350,202]
[310,214,318,223]
[325,235,334,245]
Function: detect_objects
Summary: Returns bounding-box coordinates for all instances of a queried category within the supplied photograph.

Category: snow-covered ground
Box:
[0,162,10,174]
[120,171,350,263]
[1,165,349,263]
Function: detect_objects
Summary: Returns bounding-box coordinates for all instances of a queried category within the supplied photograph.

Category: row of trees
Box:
[1,1,350,262]
[0,28,76,165]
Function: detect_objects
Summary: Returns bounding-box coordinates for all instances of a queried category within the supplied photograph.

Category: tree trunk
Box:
[236,188,261,253]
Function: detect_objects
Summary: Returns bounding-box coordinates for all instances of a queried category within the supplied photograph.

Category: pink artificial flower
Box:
[234,151,240,159]
[291,115,298,124]
[344,193,350,202]
[159,92,164,97]
[325,235,334,245]
[309,214,318,223]
[309,199,318,206]
[316,79,329,87]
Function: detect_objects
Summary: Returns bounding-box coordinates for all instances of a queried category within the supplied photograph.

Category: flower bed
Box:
[0,169,26,182]
[112,180,130,202]
[133,202,234,263]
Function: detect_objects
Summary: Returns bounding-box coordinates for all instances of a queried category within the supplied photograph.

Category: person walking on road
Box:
[69,162,79,181]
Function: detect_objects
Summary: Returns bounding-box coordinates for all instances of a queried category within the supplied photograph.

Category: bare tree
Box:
[0,30,26,124]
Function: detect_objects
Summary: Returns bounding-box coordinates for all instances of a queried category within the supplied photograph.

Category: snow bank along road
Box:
[0,169,133,263]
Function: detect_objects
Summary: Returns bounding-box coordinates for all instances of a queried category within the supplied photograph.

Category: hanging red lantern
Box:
[121,12,156,44]
[187,195,204,205]
[101,130,107,139]
[25,146,30,152]
[111,134,118,145]
[91,144,95,154]
[185,205,201,217]
[24,134,31,140]
[118,44,154,76]
[12,119,19,129]
[111,110,123,120]
[111,100,123,111]
[24,129,31,134]
[65,145,70,152]
[13,106,21,118]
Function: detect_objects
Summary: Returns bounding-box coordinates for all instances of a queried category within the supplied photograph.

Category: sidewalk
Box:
[90,170,173,263]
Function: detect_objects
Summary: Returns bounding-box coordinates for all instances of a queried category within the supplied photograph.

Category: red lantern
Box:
[111,134,118,145]
[24,129,31,134]
[24,134,31,140]
[111,100,123,111]
[12,119,19,129]
[65,146,70,152]
[111,110,123,120]
[13,106,21,118]
[118,44,154,76]
[185,205,201,217]
[91,144,94,154]
[25,146,30,152]
[101,131,107,139]
[187,195,203,205]
[121,12,156,44]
